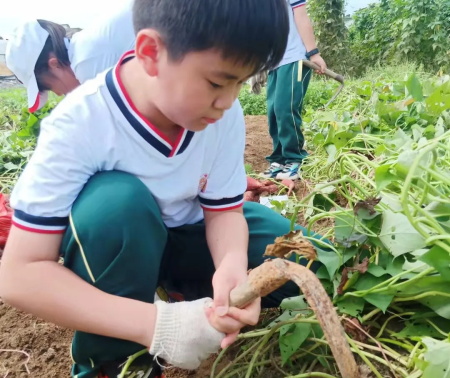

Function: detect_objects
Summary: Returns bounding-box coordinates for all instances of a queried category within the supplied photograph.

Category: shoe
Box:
[261,163,284,178]
[276,162,301,180]
[98,352,164,378]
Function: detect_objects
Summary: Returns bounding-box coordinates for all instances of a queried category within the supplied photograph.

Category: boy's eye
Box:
[209,81,223,89]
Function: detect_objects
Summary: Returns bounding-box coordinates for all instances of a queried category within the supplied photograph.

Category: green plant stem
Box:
[118,349,148,378]
[343,267,435,297]
[407,341,423,368]
[212,339,261,378]
[286,373,336,378]
[223,361,270,378]
[352,339,407,366]
[394,291,450,303]
[346,338,383,378]
[424,319,449,337]
[361,308,382,322]
[238,318,319,339]
[244,325,281,378]
[377,338,414,352]
[375,312,416,338]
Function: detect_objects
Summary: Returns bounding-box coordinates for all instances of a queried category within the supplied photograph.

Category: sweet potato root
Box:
[281,178,295,196]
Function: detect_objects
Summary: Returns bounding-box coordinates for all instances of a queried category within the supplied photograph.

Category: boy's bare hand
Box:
[206,257,261,348]
[310,54,327,74]
[205,297,261,348]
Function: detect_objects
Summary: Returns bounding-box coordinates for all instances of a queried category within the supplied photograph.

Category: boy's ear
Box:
[135,30,164,77]
[48,57,62,69]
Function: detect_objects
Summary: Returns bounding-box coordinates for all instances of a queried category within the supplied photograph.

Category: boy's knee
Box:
[74,171,158,221]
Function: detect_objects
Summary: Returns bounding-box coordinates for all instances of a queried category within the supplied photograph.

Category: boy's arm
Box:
[204,206,248,284]
[197,101,260,346]
[293,4,327,73]
[1,227,226,368]
[203,207,260,348]
[0,226,155,347]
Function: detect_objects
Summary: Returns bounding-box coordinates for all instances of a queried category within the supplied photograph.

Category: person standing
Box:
[262,0,327,180]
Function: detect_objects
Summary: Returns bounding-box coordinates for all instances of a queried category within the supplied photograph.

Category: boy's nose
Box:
[214,90,238,111]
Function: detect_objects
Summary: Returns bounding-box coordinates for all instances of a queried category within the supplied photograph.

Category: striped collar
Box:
[106,50,195,158]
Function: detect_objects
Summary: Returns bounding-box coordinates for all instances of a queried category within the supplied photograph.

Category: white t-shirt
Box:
[277,0,307,68]
[68,0,135,83]
[10,52,247,233]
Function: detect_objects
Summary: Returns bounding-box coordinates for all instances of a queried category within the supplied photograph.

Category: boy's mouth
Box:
[201,117,219,124]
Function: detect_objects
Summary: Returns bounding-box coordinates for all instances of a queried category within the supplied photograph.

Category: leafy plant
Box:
[0,88,59,192]
[238,85,267,116]
[214,71,450,377]
[308,0,349,74]
[349,0,450,74]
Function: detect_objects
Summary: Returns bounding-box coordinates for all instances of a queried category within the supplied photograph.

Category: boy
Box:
[263,0,327,180]
[0,1,324,377]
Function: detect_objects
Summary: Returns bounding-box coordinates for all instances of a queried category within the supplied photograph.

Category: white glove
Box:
[149,298,224,370]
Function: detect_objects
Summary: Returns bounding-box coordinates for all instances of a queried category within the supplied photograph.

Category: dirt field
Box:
[0,115,274,378]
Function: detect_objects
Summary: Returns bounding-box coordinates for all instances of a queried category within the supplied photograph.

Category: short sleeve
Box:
[198,101,246,211]
[69,0,135,83]
[290,0,307,8]
[72,55,118,83]
[10,108,97,233]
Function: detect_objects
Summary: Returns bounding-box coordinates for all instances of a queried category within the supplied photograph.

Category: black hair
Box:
[34,20,70,91]
[132,0,290,73]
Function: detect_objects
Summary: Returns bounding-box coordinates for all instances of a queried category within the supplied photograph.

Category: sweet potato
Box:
[281,179,295,196]
[244,191,260,202]
[246,177,263,191]
[263,184,279,194]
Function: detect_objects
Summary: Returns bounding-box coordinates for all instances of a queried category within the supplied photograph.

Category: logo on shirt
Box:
[199,174,208,193]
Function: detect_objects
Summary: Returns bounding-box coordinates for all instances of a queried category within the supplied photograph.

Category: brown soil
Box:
[0,303,73,377]
[0,115,294,378]
[243,115,272,174]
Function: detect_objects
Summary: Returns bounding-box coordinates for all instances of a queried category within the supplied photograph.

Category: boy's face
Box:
[153,48,254,131]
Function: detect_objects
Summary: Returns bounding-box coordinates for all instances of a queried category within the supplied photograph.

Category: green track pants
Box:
[266,61,312,165]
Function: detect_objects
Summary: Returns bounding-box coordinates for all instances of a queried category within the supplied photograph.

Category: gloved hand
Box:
[149,298,224,370]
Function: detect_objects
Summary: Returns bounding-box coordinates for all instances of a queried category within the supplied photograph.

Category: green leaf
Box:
[419,296,450,320]
[379,209,426,256]
[334,212,356,242]
[406,74,424,101]
[317,249,341,279]
[425,86,450,117]
[316,266,331,280]
[280,296,309,311]
[421,337,450,378]
[3,162,19,170]
[363,293,394,312]
[310,323,324,339]
[419,246,450,281]
[368,257,404,278]
[279,322,312,365]
[334,213,368,246]
[375,164,398,190]
[396,276,450,319]
[325,144,337,164]
[393,320,446,339]
[353,274,394,312]
[268,309,300,329]
[336,296,365,317]
[317,248,357,281]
